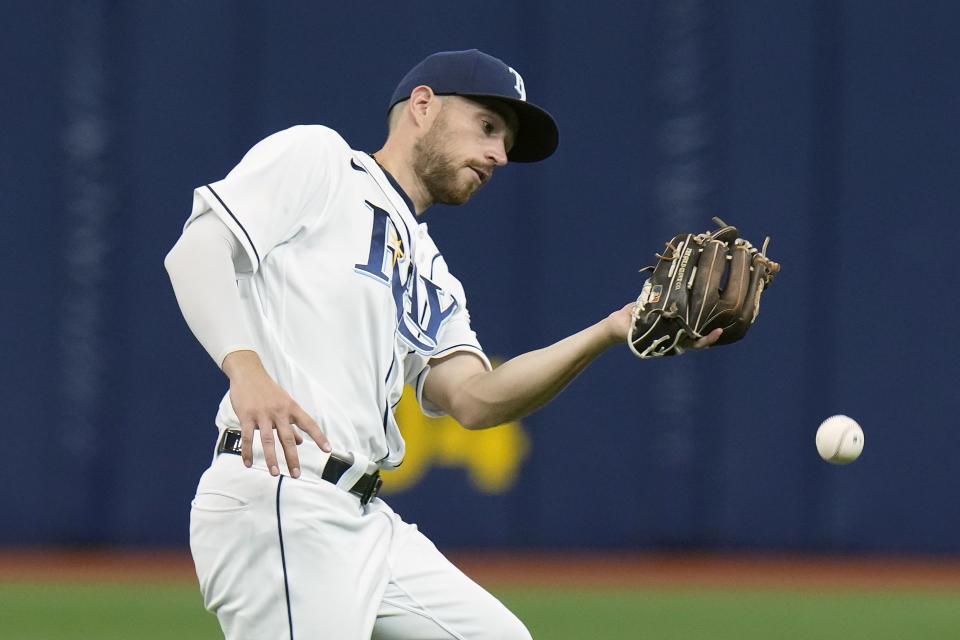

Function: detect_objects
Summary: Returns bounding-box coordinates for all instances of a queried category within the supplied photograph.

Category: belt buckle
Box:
[360,473,383,506]
[219,429,243,456]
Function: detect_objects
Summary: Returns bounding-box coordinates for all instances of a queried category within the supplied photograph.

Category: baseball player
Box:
[165,49,717,640]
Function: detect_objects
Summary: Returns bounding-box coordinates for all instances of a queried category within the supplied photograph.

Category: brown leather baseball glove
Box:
[628,218,780,358]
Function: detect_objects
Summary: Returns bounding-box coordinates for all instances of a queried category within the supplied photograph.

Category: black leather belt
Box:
[217,429,383,506]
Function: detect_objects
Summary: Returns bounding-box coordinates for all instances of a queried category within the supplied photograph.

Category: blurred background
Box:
[2,0,958,559]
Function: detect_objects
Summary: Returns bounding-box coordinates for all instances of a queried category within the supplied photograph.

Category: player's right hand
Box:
[221,350,332,478]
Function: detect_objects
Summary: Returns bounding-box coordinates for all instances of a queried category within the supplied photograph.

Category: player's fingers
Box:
[693,328,723,350]
[258,423,281,476]
[240,422,256,468]
[276,421,302,479]
[293,409,332,453]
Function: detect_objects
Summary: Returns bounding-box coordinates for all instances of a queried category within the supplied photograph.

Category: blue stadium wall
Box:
[2,1,958,554]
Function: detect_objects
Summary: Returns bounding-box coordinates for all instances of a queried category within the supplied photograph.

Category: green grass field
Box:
[2,582,958,639]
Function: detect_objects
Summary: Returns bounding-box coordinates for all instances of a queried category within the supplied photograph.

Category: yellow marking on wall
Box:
[380,384,530,495]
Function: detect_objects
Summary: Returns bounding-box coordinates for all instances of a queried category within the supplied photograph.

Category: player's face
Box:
[412,97,516,206]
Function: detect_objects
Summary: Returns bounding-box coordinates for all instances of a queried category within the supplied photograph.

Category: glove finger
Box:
[716,248,772,345]
[686,238,726,334]
[710,224,739,244]
[707,217,739,243]
[716,240,752,313]
[756,239,781,289]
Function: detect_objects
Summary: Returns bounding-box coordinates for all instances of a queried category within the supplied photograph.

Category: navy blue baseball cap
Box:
[389,49,559,163]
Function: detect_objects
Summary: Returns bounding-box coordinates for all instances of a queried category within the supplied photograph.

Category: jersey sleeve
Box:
[186,125,341,273]
[412,309,492,418]
[407,242,492,419]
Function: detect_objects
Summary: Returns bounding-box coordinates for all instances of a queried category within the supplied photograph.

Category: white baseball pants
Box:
[189,454,531,639]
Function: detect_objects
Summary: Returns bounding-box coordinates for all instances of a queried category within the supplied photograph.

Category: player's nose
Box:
[486,139,508,168]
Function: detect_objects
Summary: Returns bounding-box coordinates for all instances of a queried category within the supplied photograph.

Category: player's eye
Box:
[481,120,495,135]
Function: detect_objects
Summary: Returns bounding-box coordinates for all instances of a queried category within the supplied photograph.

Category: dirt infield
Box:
[3,548,960,591]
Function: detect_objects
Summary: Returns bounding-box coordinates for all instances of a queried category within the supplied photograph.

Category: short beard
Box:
[412,105,477,206]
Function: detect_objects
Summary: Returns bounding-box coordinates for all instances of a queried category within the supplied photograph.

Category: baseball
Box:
[816,415,864,464]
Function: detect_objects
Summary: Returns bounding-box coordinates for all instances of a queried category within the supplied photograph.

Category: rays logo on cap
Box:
[507,67,526,101]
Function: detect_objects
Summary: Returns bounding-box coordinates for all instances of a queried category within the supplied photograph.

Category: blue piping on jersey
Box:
[429,252,442,279]
[275,477,295,639]
[378,350,399,462]
[431,343,486,360]
[369,153,418,216]
[205,185,261,267]
[384,354,395,383]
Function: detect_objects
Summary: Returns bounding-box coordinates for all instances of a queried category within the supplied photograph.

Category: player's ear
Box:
[408,86,438,127]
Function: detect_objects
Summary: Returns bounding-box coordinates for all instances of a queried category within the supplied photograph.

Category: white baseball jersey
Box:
[186,125,491,475]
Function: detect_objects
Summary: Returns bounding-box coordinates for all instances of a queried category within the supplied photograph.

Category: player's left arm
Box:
[422,305,719,429]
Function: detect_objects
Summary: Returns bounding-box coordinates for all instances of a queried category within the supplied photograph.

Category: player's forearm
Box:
[164,214,257,368]
[451,316,623,429]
